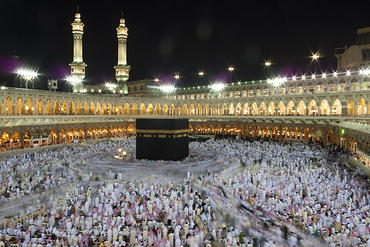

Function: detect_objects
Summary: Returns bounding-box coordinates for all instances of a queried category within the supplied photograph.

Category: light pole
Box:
[227,66,235,83]
[263,60,272,78]
[198,71,205,84]
[310,52,320,73]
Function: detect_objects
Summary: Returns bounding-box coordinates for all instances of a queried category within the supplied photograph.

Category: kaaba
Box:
[136,118,189,161]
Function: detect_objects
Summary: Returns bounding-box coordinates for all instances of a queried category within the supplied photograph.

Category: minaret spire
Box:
[114,12,130,94]
[69,7,87,90]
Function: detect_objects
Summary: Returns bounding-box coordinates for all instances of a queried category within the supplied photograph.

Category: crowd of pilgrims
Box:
[0,140,135,202]
[0,138,368,246]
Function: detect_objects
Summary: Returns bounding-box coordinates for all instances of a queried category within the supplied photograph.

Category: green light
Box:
[232,83,234,85]
[341,129,345,135]
[245,81,248,84]
[259,80,262,83]
[252,80,254,84]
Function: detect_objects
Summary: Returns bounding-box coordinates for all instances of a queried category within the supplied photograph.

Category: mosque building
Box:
[0,9,369,169]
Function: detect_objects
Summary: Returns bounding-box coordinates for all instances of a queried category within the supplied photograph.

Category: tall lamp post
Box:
[198,71,205,84]
[310,52,320,74]
[227,66,235,83]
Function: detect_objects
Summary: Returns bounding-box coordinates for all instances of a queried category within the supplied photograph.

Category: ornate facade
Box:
[0,70,369,156]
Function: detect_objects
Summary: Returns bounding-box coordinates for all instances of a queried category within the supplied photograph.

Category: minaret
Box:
[69,7,87,83]
[114,13,130,94]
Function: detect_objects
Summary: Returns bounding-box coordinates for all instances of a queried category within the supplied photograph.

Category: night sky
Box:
[0,0,369,89]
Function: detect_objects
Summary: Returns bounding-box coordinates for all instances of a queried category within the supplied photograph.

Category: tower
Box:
[69,8,87,87]
[114,14,130,94]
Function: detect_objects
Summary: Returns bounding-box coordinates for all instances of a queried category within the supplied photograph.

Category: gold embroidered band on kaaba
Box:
[136,129,189,134]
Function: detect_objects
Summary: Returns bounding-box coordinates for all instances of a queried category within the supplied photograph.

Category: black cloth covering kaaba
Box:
[136,119,189,161]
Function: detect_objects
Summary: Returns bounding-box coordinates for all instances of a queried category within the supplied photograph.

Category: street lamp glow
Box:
[301,75,306,80]
[66,76,82,85]
[105,82,117,90]
[267,77,287,87]
[227,66,235,72]
[346,70,351,76]
[310,52,320,61]
[16,68,39,81]
[198,71,205,76]
[322,73,326,78]
[154,78,160,82]
[174,74,180,80]
[159,84,176,93]
[264,60,272,67]
[210,82,225,92]
[333,71,337,77]
[359,68,370,75]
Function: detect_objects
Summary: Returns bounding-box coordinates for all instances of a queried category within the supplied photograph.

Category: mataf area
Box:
[0,138,369,246]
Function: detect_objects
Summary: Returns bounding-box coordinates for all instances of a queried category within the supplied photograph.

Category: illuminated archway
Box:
[132,103,138,115]
[176,107,181,115]
[308,100,318,116]
[182,104,188,115]
[203,104,209,115]
[235,103,242,115]
[25,98,34,115]
[331,99,342,115]
[278,101,286,115]
[259,102,267,115]
[252,102,258,115]
[268,101,275,116]
[147,104,154,114]
[169,104,175,115]
[61,100,68,114]
[243,103,250,115]
[189,104,196,115]
[123,103,130,115]
[54,100,60,115]
[96,102,102,115]
[297,100,306,116]
[154,104,161,114]
[69,101,76,115]
[102,103,107,115]
[107,103,112,115]
[287,101,295,115]
[76,101,83,114]
[196,104,202,115]
[140,103,146,114]
[89,102,95,115]
[222,103,228,115]
[45,99,52,115]
[84,101,89,115]
[35,98,43,115]
[3,96,13,115]
[16,97,24,115]
[162,104,168,115]
[319,99,330,115]
[357,98,367,115]
[229,103,235,115]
